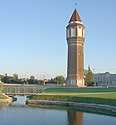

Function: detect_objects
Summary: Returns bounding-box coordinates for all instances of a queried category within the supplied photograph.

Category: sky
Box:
[0,0,116,79]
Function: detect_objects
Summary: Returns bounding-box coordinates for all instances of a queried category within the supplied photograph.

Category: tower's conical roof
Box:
[69,9,82,23]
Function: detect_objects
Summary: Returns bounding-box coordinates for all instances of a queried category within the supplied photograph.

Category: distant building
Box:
[94,72,116,87]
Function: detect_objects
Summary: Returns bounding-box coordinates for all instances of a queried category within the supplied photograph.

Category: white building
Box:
[94,72,116,87]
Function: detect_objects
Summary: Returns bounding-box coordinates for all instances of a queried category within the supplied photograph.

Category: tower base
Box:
[67,79,85,87]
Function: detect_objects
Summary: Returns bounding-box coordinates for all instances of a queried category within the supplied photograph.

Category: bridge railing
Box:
[3,84,45,95]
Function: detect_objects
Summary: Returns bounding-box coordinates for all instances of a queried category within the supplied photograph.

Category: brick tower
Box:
[66,9,85,87]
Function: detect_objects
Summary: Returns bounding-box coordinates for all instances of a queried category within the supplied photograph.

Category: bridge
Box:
[3,84,47,96]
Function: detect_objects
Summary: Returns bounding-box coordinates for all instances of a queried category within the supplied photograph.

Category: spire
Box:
[69,9,82,23]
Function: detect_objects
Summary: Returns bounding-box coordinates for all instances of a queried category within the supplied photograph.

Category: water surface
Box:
[0,96,116,125]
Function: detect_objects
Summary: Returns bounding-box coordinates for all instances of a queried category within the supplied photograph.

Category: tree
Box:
[54,76,66,84]
[30,76,35,80]
[1,73,10,83]
[19,78,26,84]
[27,76,38,84]
[85,66,95,86]
[12,73,19,83]
[13,73,18,81]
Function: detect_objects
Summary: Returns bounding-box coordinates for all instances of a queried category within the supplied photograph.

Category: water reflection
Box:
[67,110,83,125]
[0,103,10,107]
[11,96,26,106]
[0,96,116,125]
[0,105,4,112]
[0,101,11,110]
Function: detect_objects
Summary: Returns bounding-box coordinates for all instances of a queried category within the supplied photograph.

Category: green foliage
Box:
[30,87,116,106]
[31,94,116,106]
[1,73,10,83]
[30,76,35,80]
[0,74,39,84]
[45,87,116,93]
[27,76,38,84]
[85,66,95,86]
[18,78,27,84]
[0,73,66,85]
[48,76,66,84]
[13,73,18,80]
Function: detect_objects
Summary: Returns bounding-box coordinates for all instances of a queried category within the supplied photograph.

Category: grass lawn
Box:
[45,87,116,93]
[31,87,116,106]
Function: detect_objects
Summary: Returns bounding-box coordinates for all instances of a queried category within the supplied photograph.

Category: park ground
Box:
[30,87,116,106]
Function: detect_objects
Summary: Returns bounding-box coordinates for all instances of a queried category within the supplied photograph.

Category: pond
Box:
[0,96,116,125]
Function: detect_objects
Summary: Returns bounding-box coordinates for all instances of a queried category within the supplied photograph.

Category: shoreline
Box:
[0,93,13,104]
[27,100,116,116]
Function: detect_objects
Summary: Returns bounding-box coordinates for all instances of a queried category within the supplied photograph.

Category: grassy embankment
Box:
[0,83,12,100]
[30,87,116,106]
[0,83,7,99]
[0,94,9,99]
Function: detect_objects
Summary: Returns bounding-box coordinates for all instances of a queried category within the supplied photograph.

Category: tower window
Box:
[78,27,82,37]
[71,27,76,37]
[67,28,70,37]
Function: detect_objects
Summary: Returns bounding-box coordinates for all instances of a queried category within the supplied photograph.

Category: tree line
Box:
[0,67,94,86]
[0,73,66,85]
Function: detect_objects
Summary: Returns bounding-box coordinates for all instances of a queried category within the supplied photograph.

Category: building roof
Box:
[69,9,82,23]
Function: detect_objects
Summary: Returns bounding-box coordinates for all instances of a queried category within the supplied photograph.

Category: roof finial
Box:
[73,0,78,9]
[75,2,77,8]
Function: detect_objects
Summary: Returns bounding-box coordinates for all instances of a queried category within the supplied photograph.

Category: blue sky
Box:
[0,0,116,79]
